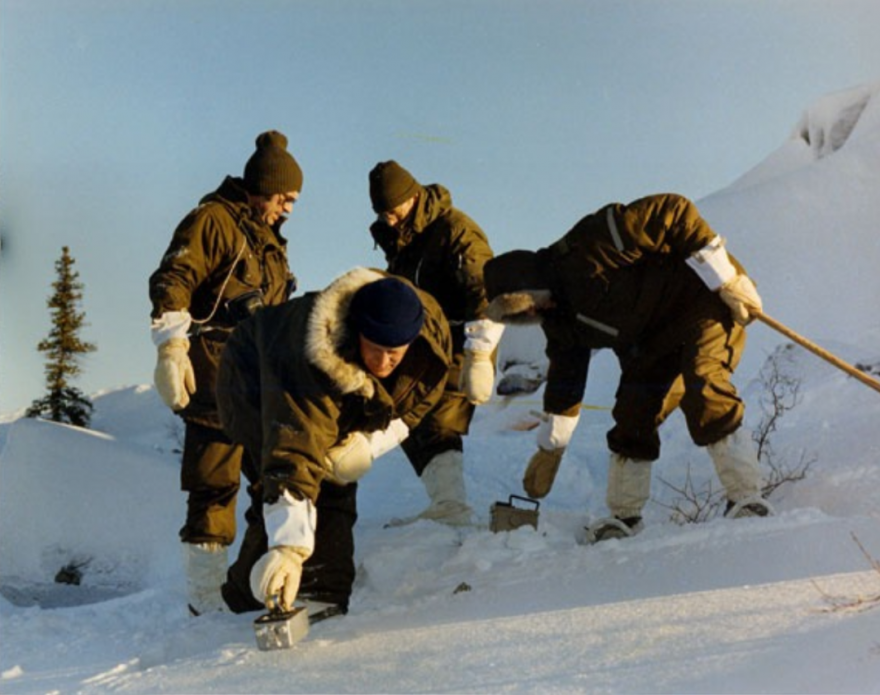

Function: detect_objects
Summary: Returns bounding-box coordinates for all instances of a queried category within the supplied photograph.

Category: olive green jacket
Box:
[529,194,746,416]
[217,268,452,504]
[149,176,295,427]
[370,184,494,363]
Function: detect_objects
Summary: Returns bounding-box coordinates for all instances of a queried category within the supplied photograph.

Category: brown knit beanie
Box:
[369,161,421,213]
[243,130,303,196]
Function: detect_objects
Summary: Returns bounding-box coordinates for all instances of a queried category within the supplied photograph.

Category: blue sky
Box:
[1,0,878,413]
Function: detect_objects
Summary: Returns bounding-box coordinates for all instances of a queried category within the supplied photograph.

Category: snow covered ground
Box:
[2,83,880,693]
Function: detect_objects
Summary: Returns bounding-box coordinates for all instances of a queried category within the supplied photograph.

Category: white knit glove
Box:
[685,237,762,325]
[324,419,409,484]
[251,491,316,611]
[459,319,505,405]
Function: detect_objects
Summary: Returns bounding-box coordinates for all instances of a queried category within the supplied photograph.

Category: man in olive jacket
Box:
[149,131,301,614]
[216,269,452,616]
[367,161,505,526]
[482,194,772,542]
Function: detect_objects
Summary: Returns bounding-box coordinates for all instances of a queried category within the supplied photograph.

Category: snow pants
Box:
[179,421,258,546]
[607,317,746,461]
[401,348,475,476]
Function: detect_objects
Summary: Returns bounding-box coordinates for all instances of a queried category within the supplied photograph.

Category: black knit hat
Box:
[243,130,303,196]
[350,277,425,348]
[369,161,421,213]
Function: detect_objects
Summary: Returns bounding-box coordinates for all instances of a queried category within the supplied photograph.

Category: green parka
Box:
[490,194,748,419]
[216,268,453,504]
[370,184,494,369]
[149,176,295,428]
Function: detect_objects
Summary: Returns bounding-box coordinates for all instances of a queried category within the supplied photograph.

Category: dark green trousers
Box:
[179,421,258,546]
[607,318,746,461]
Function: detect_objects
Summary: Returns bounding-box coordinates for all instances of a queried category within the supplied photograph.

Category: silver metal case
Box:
[253,607,309,651]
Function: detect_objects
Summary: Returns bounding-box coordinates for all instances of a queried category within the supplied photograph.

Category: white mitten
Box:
[154,338,196,411]
[460,351,495,405]
[250,546,308,612]
[251,490,316,610]
[325,432,373,484]
[324,419,409,484]
[719,274,763,325]
[459,319,505,405]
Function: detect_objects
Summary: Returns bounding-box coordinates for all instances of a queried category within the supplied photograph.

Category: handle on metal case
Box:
[507,494,540,511]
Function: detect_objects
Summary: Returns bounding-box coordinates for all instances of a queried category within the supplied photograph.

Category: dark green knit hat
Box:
[369,161,421,213]
[243,130,303,196]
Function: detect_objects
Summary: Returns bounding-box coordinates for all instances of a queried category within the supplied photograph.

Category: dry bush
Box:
[658,343,813,524]
[813,533,880,612]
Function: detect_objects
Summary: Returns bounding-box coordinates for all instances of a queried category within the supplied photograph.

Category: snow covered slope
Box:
[2,83,880,693]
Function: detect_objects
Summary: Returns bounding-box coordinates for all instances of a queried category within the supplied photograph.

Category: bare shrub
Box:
[657,343,813,524]
[814,533,880,612]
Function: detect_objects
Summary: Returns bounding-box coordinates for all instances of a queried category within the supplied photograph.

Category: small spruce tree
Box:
[27,246,97,427]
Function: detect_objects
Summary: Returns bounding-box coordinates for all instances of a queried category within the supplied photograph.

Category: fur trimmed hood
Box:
[304,267,385,398]
[484,289,555,325]
[303,267,450,398]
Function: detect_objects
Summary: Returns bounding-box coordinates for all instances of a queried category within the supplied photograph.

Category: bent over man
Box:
[482,193,772,542]
[217,270,452,616]
[149,131,301,614]
[368,161,504,526]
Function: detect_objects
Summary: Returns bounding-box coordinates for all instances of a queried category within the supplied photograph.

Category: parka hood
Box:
[412,183,452,231]
[304,267,450,398]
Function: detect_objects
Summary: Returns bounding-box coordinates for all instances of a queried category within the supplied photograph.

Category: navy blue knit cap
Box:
[350,278,425,348]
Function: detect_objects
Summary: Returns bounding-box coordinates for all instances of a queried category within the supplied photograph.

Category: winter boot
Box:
[389,450,473,527]
[184,541,228,616]
[707,429,774,518]
[586,453,652,543]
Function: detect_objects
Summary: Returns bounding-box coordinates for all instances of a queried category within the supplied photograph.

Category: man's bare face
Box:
[358,335,411,378]
[254,191,298,226]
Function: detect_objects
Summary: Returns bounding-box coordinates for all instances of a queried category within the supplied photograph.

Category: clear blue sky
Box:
[1,0,878,413]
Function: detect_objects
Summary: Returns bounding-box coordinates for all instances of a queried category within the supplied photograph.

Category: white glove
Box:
[251,490,316,610]
[535,411,581,450]
[719,275,763,325]
[250,546,308,612]
[153,337,196,411]
[459,319,505,405]
[324,418,409,484]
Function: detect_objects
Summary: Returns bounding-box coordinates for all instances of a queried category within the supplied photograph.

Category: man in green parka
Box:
[149,131,301,614]
[215,269,452,617]
[367,161,505,526]
[482,194,773,542]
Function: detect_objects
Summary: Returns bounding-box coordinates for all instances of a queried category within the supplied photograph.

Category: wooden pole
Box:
[753,311,880,395]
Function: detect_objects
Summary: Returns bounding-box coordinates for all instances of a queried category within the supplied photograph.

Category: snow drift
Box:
[2,83,880,693]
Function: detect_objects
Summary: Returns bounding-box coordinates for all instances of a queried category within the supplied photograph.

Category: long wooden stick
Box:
[754,311,880,395]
